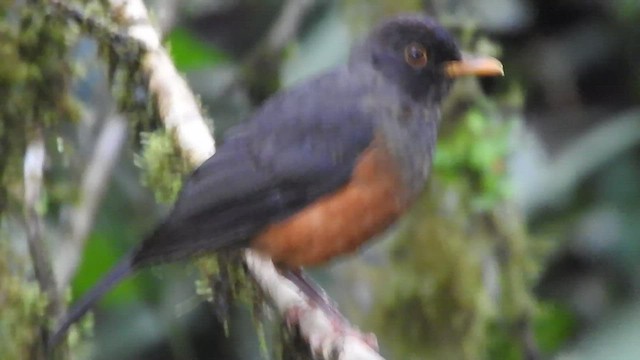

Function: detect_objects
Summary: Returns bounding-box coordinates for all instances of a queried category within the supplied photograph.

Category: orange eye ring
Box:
[404,42,428,69]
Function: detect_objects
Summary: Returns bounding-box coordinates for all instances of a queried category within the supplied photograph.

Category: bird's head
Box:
[359,14,504,102]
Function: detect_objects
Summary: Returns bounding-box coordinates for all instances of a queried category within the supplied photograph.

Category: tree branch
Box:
[108,0,216,164]
[23,129,63,334]
[246,253,384,360]
[56,114,128,288]
[214,0,316,101]
[261,0,315,58]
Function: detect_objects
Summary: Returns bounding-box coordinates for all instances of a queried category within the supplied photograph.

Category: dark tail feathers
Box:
[48,253,135,350]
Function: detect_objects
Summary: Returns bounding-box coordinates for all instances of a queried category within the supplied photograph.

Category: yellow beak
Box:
[445,57,504,78]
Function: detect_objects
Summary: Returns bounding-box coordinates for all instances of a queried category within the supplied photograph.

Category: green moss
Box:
[0,1,80,216]
[0,236,48,359]
[135,130,191,203]
[201,252,263,306]
[370,180,495,359]
[195,252,269,349]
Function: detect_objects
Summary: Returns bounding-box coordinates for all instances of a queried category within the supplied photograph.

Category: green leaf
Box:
[535,303,577,352]
[166,28,229,71]
[71,232,139,306]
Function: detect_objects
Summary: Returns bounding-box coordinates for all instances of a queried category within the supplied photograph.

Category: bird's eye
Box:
[404,42,428,69]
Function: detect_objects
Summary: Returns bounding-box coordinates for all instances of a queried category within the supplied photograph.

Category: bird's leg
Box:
[281,267,378,350]
[281,268,345,321]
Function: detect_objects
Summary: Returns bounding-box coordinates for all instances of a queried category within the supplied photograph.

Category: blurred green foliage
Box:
[435,109,514,211]
[0,0,79,214]
[73,232,139,306]
[167,28,229,71]
[612,0,640,22]
[0,240,47,359]
[534,303,578,352]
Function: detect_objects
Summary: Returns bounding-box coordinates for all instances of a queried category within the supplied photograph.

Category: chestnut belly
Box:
[251,146,406,267]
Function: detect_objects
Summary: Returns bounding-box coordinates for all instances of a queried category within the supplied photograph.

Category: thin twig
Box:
[49,0,145,52]
[56,115,128,288]
[262,0,314,58]
[23,129,63,335]
[216,0,316,99]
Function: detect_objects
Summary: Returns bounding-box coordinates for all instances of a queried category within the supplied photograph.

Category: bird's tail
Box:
[48,252,135,350]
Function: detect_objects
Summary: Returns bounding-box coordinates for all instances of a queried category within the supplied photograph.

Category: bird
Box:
[49,13,503,347]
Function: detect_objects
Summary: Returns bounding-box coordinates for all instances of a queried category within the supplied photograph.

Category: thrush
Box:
[50,13,503,347]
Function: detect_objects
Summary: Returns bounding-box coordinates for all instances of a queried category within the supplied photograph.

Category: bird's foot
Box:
[281,268,345,319]
[283,304,306,329]
[326,314,379,350]
[284,303,379,353]
[280,268,378,350]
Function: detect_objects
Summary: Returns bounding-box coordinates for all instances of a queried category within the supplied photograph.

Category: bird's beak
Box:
[445,56,504,78]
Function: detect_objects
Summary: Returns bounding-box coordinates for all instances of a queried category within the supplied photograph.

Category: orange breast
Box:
[251,145,406,268]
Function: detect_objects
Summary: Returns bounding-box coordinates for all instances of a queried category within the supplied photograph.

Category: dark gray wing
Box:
[132,69,374,266]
